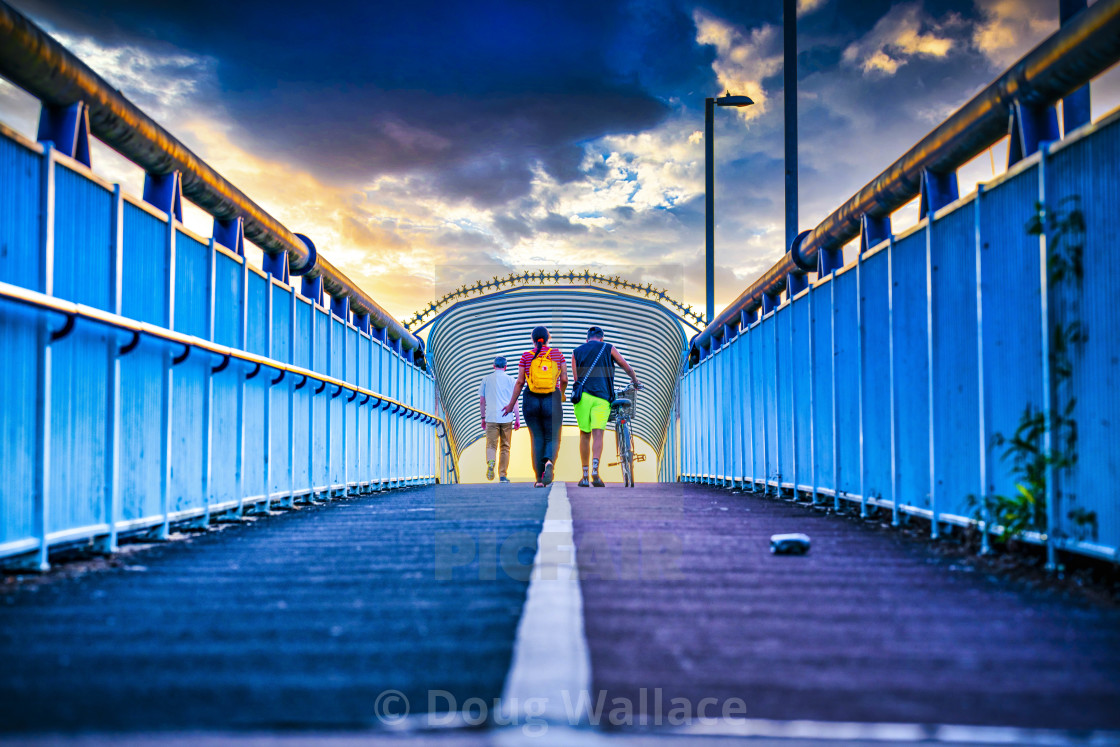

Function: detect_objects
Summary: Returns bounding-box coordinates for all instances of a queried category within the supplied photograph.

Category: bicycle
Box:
[607,383,640,487]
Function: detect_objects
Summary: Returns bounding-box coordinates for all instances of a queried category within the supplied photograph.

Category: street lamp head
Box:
[715,92,754,107]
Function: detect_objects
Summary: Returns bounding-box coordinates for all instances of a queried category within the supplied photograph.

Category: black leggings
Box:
[522,390,562,482]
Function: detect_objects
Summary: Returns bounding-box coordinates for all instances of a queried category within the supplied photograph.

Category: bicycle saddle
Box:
[611,397,631,409]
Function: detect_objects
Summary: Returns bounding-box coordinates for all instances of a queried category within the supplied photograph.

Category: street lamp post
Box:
[705,92,754,325]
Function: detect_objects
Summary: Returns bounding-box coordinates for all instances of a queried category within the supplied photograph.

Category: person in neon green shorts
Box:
[571,326,641,487]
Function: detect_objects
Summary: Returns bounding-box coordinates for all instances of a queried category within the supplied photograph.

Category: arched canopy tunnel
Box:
[420,283,692,479]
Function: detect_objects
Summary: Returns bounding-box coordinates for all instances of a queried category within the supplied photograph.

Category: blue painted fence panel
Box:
[0,127,444,567]
[676,109,1120,562]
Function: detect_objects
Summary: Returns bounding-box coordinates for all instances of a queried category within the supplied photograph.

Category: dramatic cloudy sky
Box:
[1,0,1117,322]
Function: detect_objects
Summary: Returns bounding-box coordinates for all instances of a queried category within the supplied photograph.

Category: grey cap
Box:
[493,356,507,369]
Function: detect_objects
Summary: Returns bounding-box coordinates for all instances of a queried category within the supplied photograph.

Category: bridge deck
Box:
[573,484,1120,730]
[1,482,1119,738]
[0,485,548,732]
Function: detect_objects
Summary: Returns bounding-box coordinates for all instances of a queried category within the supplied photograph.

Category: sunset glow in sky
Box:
[1,0,1117,323]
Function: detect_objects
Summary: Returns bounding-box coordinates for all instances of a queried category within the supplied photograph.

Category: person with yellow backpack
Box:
[502,325,568,487]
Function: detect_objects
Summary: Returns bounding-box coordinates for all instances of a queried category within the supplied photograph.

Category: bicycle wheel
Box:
[619,419,634,488]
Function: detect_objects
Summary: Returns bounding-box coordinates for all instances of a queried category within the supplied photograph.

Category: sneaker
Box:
[534,482,546,488]
[486,460,495,481]
[591,473,605,487]
[499,477,511,484]
[578,477,590,488]
[542,461,554,485]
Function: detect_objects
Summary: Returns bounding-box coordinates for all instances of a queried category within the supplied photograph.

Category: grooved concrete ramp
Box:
[0,485,548,733]
[570,483,1120,731]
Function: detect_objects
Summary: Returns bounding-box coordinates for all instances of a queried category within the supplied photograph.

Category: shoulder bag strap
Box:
[576,342,608,389]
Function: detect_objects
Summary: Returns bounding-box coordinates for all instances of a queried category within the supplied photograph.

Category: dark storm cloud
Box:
[536,212,588,235]
[16,0,680,202]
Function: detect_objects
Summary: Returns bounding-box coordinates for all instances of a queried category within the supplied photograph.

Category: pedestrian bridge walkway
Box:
[3,2,1120,741]
[2,483,1118,740]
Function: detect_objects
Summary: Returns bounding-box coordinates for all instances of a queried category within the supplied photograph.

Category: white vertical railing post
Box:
[1038,144,1058,570]
[856,252,868,518]
[258,279,273,514]
[101,183,124,555]
[32,143,56,571]
[808,287,818,505]
[200,237,216,526]
[790,301,799,497]
[974,184,991,554]
[926,202,939,538]
[888,236,901,527]
[326,318,334,497]
[341,325,348,496]
[771,310,780,495]
[285,288,296,507]
[235,254,248,516]
[306,306,316,501]
[367,340,374,490]
[831,273,840,510]
[157,189,176,540]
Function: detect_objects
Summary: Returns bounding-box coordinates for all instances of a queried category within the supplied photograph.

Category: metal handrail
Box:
[0,0,419,352]
[0,280,444,425]
[691,0,1120,357]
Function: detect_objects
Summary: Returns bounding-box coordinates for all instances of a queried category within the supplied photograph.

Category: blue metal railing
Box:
[678,109,1120,563]
[0,122,457,571]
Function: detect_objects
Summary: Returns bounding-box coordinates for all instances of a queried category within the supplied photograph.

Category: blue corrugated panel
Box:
[294,299,311,368]
[790,295,811,487]
[119,347,165,522]
[0,133,41,288]
[737,334,753,482]
[834,268,861,498]
[0,303,39,548]
[929,198,981,519]
[311,310,329,488]
[269,379,289,496]
[270,284,290,363]
[761,315,777,485]
[329,318,344,486]
[212,253,242,347]
[750,326,765,482]
[173,231,208,338]
[170,359,205,513]
[53,163,112,309]
[979,166,1043,504]
[346,327,358,479]
[121,203,168,324]
[269,286,291,496]
[728,338,742,482]
[48,327,110,535]
[44,164,112,537]
[314,308,330,373]
[811,283,834,493]
[356,337,369,483]
[861,248,892,502]
[775,306,793,486]
[892,230,932,509]
[372,344,385,483]
[241,377,266,498]
[1048,116,1120,552]
[245,272,268,356]
[209,371,239,505]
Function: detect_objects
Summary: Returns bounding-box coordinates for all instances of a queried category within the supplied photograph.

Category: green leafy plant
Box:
[968,196,1097,546]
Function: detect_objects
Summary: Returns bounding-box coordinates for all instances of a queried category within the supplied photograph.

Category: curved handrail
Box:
[0,0,419,351]
[691,0,1120,358]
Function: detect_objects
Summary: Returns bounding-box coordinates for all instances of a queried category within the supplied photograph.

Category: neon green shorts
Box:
[574,392,611,432]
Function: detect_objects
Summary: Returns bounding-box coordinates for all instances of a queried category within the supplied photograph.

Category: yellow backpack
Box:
[527,348,560,393]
